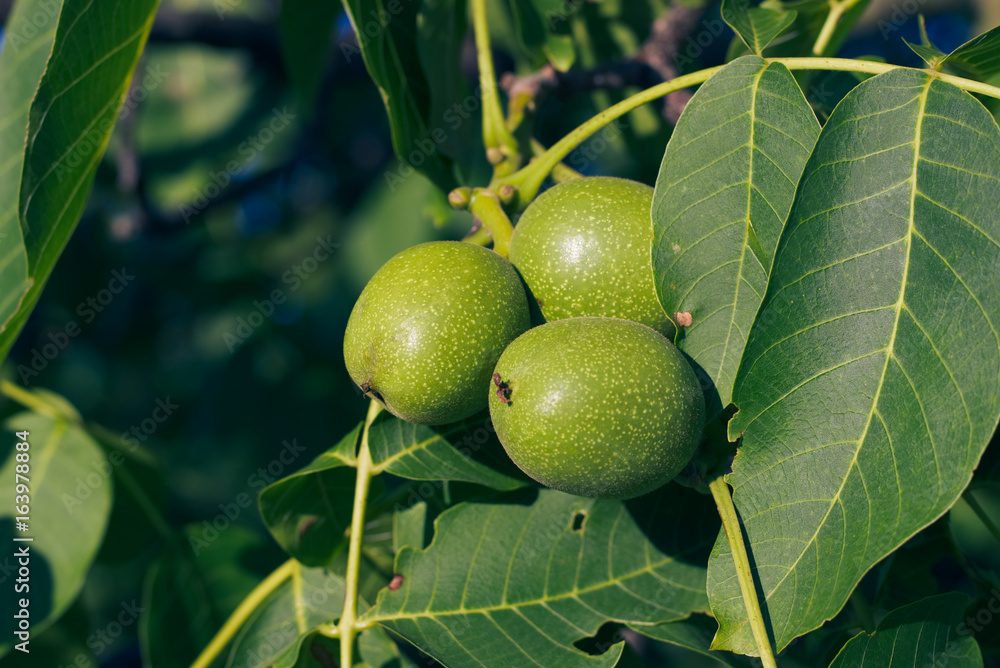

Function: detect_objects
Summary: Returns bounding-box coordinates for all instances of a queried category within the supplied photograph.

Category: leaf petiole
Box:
[337,398,383,666]
[470,0,519,180]
[468,189,515,258]
[709,476,777,668]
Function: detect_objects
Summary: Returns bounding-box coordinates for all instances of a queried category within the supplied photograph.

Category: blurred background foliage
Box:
[0,0,999,665]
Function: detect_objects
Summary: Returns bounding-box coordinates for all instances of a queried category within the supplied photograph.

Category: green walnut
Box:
[509,177,675,338]
[489,317,705,499]
[344,241,530,424]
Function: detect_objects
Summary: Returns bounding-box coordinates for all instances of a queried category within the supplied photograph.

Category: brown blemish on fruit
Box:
[388,574,404,591]
[493,373,512,404]
[537,299,544,308]
[360,381,385,405]
[674,311,693,327]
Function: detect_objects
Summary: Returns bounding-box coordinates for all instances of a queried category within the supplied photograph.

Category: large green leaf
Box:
[0,0,60,335]
[0,0,160,362]
[341,0,459,191]
[828,593,981,667]
[721,0,797,56]
[259,415,523,566]
[652,55,820,412]
[364,486,718,668]
[710,69,1000,653]
[0,412,112,657]
[278,0,340,108]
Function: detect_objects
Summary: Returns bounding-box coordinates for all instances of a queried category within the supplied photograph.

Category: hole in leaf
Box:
[572,511,587,532]
[573,622,622,655]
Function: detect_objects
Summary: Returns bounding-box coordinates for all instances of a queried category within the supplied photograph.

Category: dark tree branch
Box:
[637,2,706,123]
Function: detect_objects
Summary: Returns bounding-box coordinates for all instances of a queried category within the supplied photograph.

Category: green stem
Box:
[337,399,383,667]
[501,57,1000,205]
[964,490,1000,545]
[709,477,777,668]
[191,559,299,668]
[812,0,860,56]
[468,190,515,258]
[470,0,519,178]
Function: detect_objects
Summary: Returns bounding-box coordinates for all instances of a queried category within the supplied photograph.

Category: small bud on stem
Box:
[448,187,472,209]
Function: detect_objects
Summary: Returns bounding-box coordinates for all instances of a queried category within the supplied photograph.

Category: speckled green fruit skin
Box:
[345,241,530,424]
[489,317,705,499]
[509,177,675,338]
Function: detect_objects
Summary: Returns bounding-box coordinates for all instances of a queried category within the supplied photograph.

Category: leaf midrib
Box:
[365,551,702,623]
[716,64,767,398]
